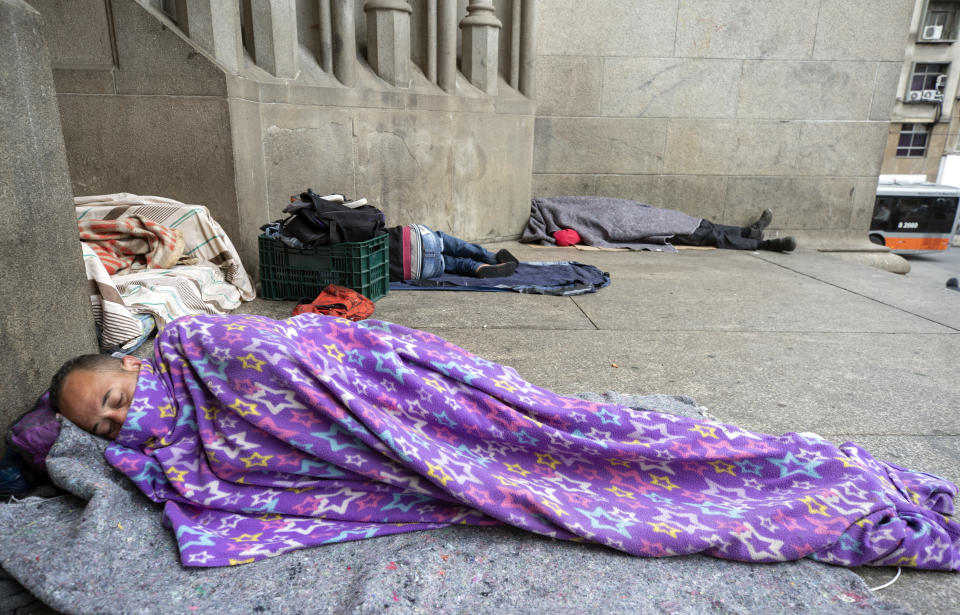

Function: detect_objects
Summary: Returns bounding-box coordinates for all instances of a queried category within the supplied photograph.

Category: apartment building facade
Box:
[882,0,960,183]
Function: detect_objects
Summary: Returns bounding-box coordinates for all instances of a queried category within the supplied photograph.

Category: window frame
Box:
[896,123,931,158]
[920,0,960,42]
[906,62,949,103]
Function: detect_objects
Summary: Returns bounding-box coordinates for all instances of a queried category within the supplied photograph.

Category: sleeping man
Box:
[48,313,960,569]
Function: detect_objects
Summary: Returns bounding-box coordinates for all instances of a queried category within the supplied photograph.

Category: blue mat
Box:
[389,260,610,296]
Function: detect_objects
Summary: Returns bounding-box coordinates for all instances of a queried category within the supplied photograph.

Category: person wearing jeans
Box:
[387,224,518,282]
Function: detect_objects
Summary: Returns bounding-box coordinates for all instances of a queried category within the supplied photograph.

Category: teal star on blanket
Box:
[595,407,622,426]
[837,532,863,554]
[176,403,198,431]
[768,452,823,479]
[321,527,382,544]
[124,407,148,432]
[577,506,634,538]
[193,355,229,381]
[454,444,494,467]
[515,429,539,446]
[688,501,746,519]
[299,459,346,477]
[735,459,764,476]
[372,350,414,383]
[131,460,165,484]
[430,359,473,383]
[176,525,218,549]
[357,320,393,334]
[572,428,606,448]
[311,423,372,452]
[644,492,673,505]
[381,492,434,513]
[378,429,412,463]
[433,410,457,428]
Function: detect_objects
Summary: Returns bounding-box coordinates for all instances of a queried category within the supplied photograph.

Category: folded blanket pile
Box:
[76,194,255,350]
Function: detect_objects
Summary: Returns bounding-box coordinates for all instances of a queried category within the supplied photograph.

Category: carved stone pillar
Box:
[318,0,333,73]
[332,0,357,86]
[363,0,412,88]
[459,0,501,94]
[437,0,456,93]
[519,0,535,98]
[184,0,243,73]
[250,0,298,79]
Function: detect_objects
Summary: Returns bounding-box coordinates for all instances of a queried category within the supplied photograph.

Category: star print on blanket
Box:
[105,314,960,569]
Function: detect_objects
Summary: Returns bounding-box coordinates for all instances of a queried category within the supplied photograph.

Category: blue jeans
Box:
[419,227,496,278]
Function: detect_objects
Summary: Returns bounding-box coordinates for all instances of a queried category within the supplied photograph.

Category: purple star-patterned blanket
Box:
[106,313,960,570]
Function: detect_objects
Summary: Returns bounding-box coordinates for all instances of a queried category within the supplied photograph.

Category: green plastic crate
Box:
[258,233,389,301]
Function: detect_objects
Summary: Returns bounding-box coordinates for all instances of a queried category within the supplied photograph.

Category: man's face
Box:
[59,356,142,440]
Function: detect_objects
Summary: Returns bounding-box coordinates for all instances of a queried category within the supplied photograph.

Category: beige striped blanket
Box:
[77,194,255,350]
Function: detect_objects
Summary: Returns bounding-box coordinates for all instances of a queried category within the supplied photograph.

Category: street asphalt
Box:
[238,241,959,614]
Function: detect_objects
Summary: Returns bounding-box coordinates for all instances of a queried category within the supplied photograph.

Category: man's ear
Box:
[120,355,142,371]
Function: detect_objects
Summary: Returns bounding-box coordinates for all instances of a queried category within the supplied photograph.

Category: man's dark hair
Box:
[48,354,123,412]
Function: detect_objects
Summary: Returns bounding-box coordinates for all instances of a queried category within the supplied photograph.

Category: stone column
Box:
[332,0,357,86]
[184,0,243,74]
[509,0,520,88]
[426,0,437,83]
[318,0,333,73]
[437,0,456,92]
[459,0,501,95]
[0,0,98,441]
[518,0,535,98]
[363,0,412,88]
[250,0,298,78]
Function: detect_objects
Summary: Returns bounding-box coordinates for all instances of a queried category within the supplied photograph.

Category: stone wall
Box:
[0,0,99,444]
[34,0,536,274]
[531,0,914,242]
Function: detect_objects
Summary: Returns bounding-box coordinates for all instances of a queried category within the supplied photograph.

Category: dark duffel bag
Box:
[281,189,385,246]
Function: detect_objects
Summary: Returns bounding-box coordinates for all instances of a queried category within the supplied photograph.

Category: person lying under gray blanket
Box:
[42,313,959,571]
[522,196,797,252]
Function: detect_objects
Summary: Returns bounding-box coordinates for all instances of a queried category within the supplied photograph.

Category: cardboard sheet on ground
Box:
[0,394,916,615]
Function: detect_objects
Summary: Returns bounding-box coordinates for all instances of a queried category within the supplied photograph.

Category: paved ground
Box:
[243,241,959,614]
[902,247,960,291]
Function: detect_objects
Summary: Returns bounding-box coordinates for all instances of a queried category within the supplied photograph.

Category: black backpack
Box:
[281,189,385,246]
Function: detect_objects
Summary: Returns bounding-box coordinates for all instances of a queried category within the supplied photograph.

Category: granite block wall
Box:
[532,0,914,240]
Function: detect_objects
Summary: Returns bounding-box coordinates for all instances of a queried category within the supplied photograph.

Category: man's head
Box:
[49,354,142,440]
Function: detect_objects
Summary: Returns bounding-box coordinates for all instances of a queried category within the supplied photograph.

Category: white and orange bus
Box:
[870,180,960,253]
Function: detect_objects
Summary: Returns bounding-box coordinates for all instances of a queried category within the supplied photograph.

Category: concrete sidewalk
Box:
[242,242,960,614]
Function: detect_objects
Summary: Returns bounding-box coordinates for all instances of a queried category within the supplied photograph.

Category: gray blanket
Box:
[521,196,702,251]
[0,393,912,615]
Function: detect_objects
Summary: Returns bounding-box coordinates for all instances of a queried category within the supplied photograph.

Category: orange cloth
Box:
[78,215,185,275]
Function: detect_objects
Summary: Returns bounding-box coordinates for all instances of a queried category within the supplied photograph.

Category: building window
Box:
[907,63,948,102]
[922,1,960,41]
[896,124,930,157]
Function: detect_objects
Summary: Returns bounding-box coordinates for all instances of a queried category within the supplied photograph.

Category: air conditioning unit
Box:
[936,74,948,89]
[922,89,943,101]
[907,90,924,102]
[922,24,944,40]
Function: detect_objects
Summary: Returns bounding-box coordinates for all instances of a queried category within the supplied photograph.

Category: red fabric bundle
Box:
[552,228,581,246]
[292,285,375,321]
